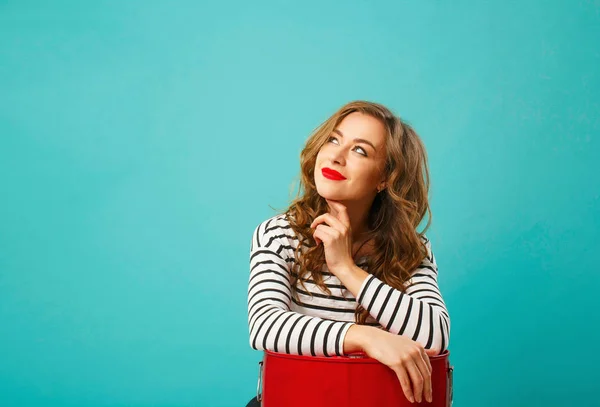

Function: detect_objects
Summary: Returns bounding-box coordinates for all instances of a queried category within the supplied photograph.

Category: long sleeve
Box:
[247,218,354,357]
[355,237,450,354]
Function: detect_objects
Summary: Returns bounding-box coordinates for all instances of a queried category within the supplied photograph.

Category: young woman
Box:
[246,100,450,406]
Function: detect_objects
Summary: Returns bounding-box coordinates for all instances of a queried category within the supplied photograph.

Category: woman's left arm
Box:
[312,202,450,354]
[335,238,450,354]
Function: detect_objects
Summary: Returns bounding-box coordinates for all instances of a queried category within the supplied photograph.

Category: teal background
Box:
[1,1,599,406]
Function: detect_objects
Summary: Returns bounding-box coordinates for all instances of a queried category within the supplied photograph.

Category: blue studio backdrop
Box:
[1,1,599,406]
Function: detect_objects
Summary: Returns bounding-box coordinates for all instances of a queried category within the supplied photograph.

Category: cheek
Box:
[316,150,323,160]
[315,147,331,166]
[355,167,380,186]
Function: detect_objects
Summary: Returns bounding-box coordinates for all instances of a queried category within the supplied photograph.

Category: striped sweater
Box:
[247,213,450,357]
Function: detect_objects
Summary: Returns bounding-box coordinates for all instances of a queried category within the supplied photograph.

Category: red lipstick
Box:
[322,167,346,180]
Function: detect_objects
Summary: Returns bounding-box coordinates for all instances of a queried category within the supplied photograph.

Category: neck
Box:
[327,198,373,242]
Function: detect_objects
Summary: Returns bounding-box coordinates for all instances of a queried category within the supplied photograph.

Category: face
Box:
[314,112,387,203]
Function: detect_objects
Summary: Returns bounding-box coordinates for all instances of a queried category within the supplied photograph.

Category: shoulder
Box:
[253,212,292,239]
[251,212,299,253]
[419,234,435,265]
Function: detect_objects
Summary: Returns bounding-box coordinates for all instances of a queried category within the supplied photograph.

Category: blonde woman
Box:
[247,101,450,406]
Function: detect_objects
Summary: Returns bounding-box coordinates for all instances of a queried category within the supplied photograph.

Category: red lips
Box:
[322,167,346,180]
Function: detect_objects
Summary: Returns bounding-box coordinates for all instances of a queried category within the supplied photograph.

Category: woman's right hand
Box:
[346,325,436,404]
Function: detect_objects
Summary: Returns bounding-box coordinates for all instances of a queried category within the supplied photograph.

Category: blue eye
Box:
[355,146,367,156]
[327,136,367,156]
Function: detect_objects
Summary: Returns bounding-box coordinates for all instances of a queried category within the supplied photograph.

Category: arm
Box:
[357,237,450,353]
[336,237,450,354]
[247,219,354,357]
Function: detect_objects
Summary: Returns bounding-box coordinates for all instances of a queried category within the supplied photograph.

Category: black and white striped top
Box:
[248,213,450,357]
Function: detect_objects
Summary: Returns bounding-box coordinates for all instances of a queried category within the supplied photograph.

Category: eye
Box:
[355,146,367,156]
[327,136,368,157]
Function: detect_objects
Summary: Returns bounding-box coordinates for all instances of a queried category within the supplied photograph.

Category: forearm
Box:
[335,264,449,352]
[357,274,450,352]
[332,263,370,299]
[249,305,354,357]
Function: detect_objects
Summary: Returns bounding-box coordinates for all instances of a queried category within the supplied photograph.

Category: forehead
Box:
[335,112,387,147]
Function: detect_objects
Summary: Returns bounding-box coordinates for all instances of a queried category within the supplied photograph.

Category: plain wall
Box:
[1,1,599,406]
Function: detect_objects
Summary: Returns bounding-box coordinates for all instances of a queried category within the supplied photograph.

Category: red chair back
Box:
[257,350,453,407]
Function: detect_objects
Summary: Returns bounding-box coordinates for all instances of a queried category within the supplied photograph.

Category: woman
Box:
[246,100,450,406]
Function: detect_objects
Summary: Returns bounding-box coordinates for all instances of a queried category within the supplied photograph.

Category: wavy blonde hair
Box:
[284,100,432,325]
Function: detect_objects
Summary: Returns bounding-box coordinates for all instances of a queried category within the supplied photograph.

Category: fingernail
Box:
[409,396,415,403]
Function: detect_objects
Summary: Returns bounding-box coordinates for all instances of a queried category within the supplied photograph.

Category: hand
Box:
[359,326,437,404]
[309,200,354,274]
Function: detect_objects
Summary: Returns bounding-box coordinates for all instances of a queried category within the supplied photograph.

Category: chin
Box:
[315,184,346,201]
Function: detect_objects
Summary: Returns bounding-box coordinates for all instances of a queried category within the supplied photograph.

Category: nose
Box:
[330,145,346,166]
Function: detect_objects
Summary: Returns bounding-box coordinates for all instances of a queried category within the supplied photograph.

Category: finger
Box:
[309,214,323,229]
[328,202,350,226]
[316,224,336,238]
[327,200,351,226]
[416,350,433,403]
[393,365,415,404]
[311,213,347,232]
[405,359,425,403]
[421,348,433,375]
[313,225,335,245]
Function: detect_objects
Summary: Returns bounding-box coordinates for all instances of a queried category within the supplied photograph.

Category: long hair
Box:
[285,100,432,325]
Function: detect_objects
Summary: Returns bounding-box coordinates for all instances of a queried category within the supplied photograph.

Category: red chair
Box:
[256,350,453,407]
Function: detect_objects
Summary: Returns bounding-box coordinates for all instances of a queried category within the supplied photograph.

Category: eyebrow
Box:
[332,129,377,152]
